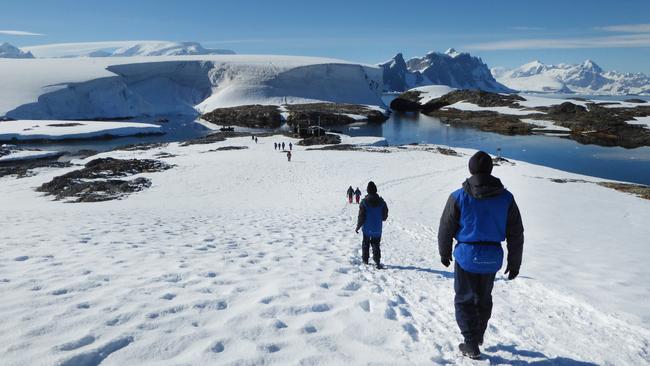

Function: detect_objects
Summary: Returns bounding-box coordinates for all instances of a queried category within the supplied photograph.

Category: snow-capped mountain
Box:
[0,42,34,59]
[493,60,650,95]
[22,41,235,58]
[108,41,235,57]
[378,48,512,93]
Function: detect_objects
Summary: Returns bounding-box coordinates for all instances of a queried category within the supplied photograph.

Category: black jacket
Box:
[437,174,524,272]
[356,194,389,232]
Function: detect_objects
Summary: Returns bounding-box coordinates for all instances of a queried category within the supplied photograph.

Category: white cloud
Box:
[600,24,650,33]
[0,30,44,36]
[465,34,650,50]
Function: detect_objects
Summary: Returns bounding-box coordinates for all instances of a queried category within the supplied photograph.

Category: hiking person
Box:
[286,151,292,162]
[346,186,354,204]
[437,151,524,360]
[255,137,258,143]
[355,181,389,269]
[354,187,362,204]
[274,142,277,150]
[289,142,293,151]
[282,142,286,150]
[251,135,255,141]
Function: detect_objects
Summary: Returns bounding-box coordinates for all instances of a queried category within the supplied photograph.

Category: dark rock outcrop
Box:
[422,89,526,112]
[285,103,388,126]
[202,105,283,129]
[297,133,342,146]
[37,158,172,202]
[625,98,647,104]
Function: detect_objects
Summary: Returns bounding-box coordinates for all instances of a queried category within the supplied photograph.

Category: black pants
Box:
[362,235,381,265]
[454,262,496,346]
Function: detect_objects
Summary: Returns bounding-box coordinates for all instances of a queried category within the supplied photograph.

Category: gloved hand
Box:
[441,256,452,267]
[355,228,360,234]
[504,265,519,280]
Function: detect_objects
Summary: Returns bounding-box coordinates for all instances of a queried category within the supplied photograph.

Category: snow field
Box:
[0,135,648,365]
[0,120,162,141]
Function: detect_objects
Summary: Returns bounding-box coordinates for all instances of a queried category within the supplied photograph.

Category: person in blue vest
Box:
[355,181,389,269]
[438,151,524,360]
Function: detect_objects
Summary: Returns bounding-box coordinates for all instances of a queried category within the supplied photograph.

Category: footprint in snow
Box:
[14,256,29,261]
[302,325,318,334]
[358,300,371,312]
[56,335,96,351]
[160,293,176,300]
[384,306,397,320]
[273,320,288,329]
[210,341,225,353]
[402,323,419,342]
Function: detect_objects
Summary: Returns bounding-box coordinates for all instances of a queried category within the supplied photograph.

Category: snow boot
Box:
[375,263,384,270]
[458,343,481,360]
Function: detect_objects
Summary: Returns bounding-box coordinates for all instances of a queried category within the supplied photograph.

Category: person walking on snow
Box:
[346,186,354,204]
[274,142,277,150]
[289,142,293,151]
[354,187,362,204]
[255,137,258,143]
[286,151,292,162]
[282,142,285,150]
[356,181,389,269]
[437,151,524,360]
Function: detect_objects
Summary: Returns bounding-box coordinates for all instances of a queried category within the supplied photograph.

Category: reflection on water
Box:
[333,112,650,185]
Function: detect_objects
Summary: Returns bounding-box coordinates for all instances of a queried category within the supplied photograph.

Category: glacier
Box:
[0,55,384,120]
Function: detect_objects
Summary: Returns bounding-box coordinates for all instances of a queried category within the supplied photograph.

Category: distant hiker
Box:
[255,137,258,143]
[289,142,293,151]
[437,151,524,360]
[287,151,292,162]
[354,187,362,204]
[282,142,286,150]
[355,181,389,269]
[346,186,354,204]
[251,135,255,141]
[274,142,277,150]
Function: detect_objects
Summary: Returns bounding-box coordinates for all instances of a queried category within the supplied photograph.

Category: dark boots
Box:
[361,235,381,267]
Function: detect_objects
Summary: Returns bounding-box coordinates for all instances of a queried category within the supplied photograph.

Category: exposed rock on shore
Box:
[37,158,172,202]
[297,133,342,146]
[201,105,283,129]
[201,103,388,130]
[391,88,650,148]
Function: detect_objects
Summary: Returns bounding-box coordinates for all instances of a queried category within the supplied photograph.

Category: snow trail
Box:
[0,135,648,365]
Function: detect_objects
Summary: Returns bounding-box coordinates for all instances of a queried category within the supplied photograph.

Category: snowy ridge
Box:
[23,41,235,58]
[0,135,648,365]
[0,55,384,119]
[378,50,512,93]
[0,42,34,59]
[493,59,650,95]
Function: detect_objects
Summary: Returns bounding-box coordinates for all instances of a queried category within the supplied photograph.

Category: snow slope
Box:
[23,41,235,58]
[0,120,162,141]
[494,60,650,95]
[0,55,384,120]
[0,135,648,365]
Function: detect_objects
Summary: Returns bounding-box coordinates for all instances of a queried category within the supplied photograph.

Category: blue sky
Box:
[2,0,650,73]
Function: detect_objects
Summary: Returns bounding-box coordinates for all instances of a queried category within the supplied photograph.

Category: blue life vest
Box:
[451,187,513,274]
[362,200,385,238]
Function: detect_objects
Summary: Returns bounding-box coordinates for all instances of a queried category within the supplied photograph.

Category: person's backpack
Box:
[362,200,385,238]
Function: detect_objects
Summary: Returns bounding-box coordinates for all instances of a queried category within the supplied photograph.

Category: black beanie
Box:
[367,181,377,194]
[469,151,493,175]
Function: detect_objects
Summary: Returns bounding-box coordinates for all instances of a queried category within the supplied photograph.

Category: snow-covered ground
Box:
[0,120,162,141]
[442,101,543,116]
[410,85,456,104]
[0,148,62,162]
[0,55,384,120]
[627,116,650,129]
[521,119,571,132]
[0,134,648,365]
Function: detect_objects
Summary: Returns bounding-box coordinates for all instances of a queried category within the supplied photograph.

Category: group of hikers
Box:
[353,151,524,360]
[346,186,362,204]
[250,136,258,143]
[272,141,292,162]
[274,141,292,151]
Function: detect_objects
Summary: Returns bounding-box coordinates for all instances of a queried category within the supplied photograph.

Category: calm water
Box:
[333,111,650,185]
[15,94,650,185]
